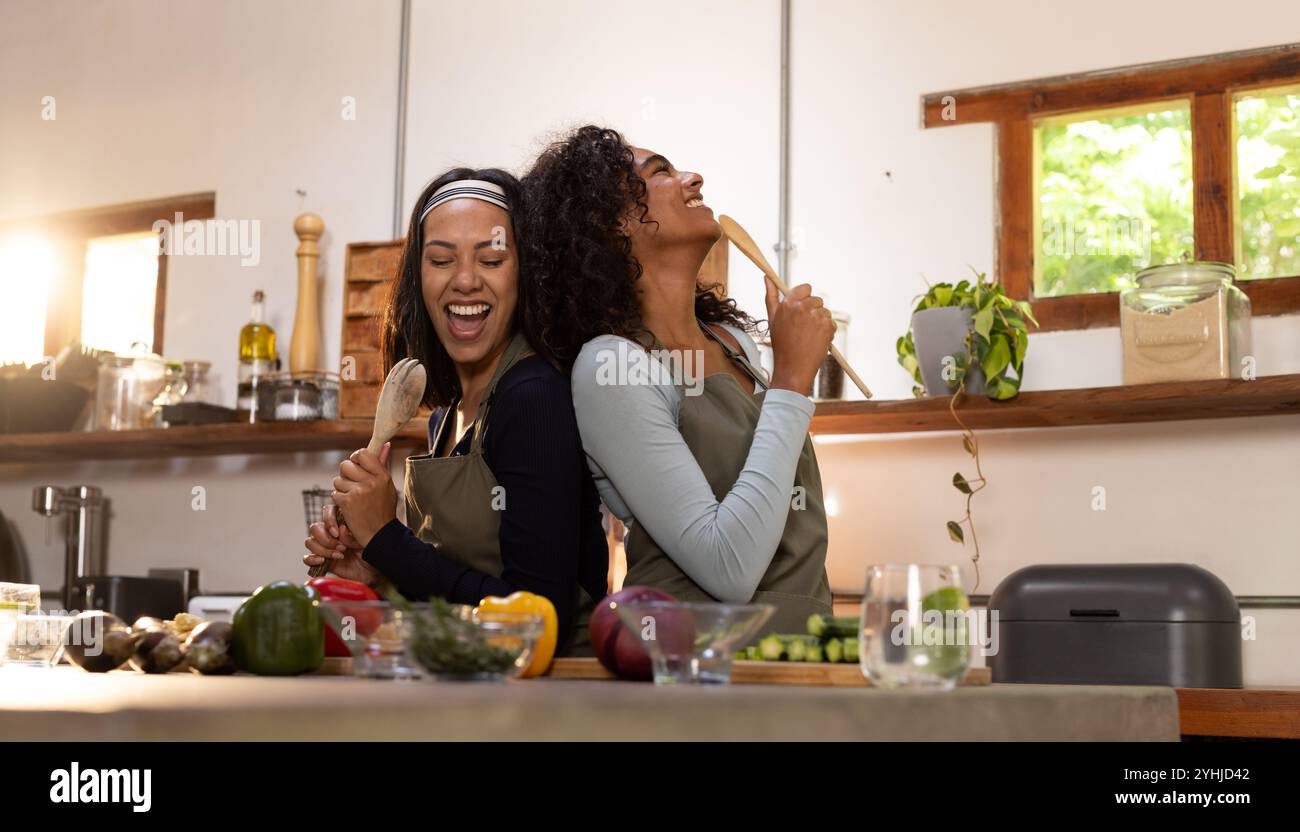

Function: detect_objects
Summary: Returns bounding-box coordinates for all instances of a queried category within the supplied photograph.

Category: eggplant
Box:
[183,621,236,675]
[130,630,184,673]
[63,611,133,673]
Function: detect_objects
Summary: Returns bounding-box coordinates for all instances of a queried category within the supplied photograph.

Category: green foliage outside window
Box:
[1035,107,1194,298]
[1236,89,1300,280]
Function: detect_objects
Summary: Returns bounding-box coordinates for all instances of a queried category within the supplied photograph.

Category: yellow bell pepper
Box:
[476,591,557,678]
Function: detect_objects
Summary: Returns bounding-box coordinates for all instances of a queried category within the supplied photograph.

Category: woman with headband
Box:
[303,168,608,653]
[521,127,835,632]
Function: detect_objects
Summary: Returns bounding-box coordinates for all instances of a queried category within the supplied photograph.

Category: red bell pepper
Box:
[307,577,380,658]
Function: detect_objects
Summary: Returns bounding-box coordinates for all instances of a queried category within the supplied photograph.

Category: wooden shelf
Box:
[811,373,1300,435]
[0,420,429,464]
[6,375,1299,461]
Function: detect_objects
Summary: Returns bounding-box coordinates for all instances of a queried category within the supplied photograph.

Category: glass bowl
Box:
[401,604,542,682]
[316,600,425,679]
[612,601,774,684]
[1,613,76,667]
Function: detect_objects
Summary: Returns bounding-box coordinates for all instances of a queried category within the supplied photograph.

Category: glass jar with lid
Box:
[1119,261,1252,385]
[94,348,167,431]
[260,371,341,422]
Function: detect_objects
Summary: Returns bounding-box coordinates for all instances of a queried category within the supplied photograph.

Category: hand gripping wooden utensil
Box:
[718,214,872,399]
[308,357,427,578]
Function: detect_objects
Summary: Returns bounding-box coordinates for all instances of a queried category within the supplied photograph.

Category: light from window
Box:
[1034,104,1194,297]
[80,232,160,355]
[0,234,56,367]
[1235,86,1300,280]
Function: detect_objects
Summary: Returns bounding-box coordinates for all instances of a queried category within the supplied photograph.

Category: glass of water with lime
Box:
[860,564,971,690]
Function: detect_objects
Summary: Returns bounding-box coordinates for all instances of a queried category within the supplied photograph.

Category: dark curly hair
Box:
[518,125,755,369]
[380,167,523,408]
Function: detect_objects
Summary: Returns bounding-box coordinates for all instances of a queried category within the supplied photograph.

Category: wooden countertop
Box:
[0,667,1178,741]
[1177,687,1300,739]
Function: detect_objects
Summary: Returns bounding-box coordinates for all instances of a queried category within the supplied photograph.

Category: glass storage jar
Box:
[266,372,340,421]
[180,360,216,404]
[150,361,189,427]
[1119,261,1252,385]
[95,351,167,430]
[812,310,850,400]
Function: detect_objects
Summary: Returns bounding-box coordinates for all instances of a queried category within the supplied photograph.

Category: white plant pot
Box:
[910,307,986,397]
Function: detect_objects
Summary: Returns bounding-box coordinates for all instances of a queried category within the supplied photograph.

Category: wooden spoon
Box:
[718,214,872,399]
[308,357,427,578]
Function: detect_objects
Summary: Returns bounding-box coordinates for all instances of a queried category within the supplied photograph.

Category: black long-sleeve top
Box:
[361,354,608,651]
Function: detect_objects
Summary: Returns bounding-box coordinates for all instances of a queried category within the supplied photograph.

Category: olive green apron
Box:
[403,332,594,653]
[624,324,833,634]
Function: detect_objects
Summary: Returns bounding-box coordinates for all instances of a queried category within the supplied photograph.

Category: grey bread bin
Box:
[989,564,1242,688]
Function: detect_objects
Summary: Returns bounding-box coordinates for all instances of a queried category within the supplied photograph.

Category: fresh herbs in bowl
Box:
[393,594,539,680]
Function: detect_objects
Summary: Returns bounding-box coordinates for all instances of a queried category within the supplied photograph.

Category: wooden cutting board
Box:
[544,658,991,687]
[312,656,991,686]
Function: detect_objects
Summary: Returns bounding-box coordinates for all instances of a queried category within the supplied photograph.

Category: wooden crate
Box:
[339,240,403,419]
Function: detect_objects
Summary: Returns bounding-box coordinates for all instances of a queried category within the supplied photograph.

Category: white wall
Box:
[791,0,1300,684]
[402,0,782,320]
[0,0,401,592]
[1,0,1296,684]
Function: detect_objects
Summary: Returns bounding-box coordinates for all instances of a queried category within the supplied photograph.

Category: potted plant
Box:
[896,272,1036,400]
[895,272,1038,588]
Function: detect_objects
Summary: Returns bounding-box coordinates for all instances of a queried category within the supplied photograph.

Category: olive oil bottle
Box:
[237,290,278,420]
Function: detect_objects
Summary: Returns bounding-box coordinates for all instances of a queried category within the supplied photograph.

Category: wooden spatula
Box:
[718,214,872,399]
[308,357,427,578]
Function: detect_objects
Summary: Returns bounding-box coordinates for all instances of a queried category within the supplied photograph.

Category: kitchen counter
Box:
[0,667,1179,740]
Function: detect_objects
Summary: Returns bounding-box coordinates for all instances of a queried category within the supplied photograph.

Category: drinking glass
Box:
[860,563,971,690]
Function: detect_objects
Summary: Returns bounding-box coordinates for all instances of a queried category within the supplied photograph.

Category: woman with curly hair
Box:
[520,126,836,631]
[303,167,608,653]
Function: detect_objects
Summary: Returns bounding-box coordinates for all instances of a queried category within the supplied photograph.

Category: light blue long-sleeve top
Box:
[570,324,815,603]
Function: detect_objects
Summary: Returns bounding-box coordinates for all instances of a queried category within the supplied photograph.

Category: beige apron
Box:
[624,324,833,634]
[403,332,594,652]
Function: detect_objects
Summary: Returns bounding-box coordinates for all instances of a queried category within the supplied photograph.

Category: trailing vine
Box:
[897,272,1039,592]
[946,381,986,590]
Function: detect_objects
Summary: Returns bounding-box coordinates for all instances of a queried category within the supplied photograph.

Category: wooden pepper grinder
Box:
[290,212,325,373]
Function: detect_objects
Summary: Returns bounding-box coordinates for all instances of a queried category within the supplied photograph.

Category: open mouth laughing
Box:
[446,301,492,341]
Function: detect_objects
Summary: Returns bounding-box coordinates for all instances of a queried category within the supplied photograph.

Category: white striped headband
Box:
[418,179,511,226]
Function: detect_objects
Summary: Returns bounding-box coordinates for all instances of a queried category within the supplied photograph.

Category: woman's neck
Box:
[637,248,710,347]
[454,336,510,423]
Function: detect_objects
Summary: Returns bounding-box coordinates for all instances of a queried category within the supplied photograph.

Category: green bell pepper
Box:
[231,580,325,675]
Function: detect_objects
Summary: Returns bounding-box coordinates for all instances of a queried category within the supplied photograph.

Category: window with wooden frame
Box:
[0,192,215,365]
[923,44,1300,331]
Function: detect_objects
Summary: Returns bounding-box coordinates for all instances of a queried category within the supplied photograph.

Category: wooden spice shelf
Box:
[0,420,429,464]
[5,375,1299,462]
[811,373,1300,435]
